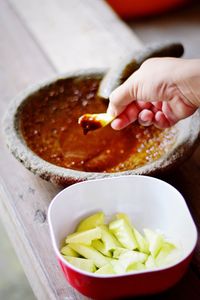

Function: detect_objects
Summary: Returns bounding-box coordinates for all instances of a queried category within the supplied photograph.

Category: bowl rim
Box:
[3,68,200,184]
[48,175,198,278]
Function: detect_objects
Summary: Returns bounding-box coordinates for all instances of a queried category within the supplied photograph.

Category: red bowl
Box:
[58,255,192,299]
[107,0,188,19]
[48,176,197,299]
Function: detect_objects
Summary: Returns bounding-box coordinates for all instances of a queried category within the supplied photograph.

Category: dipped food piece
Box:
[78,113,114,135]
[98,42,184,100]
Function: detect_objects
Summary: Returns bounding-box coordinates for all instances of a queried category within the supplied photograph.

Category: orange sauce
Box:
[19,76,176,173]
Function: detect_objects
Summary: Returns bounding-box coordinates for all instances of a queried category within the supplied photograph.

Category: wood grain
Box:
[0,0,83,299]
[0,0,200,299]
[10,0,142,73]
[0,0,141,299]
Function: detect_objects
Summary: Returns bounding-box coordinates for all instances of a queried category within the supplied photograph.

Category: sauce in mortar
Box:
[19,76,176,173]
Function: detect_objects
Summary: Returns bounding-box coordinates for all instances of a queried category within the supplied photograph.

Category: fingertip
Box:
[110,102,139,130]
[154,111,170,128]
[108,80,136,117]
[125,102,140,122]
[138,109,154,126]
[111,118,124,130]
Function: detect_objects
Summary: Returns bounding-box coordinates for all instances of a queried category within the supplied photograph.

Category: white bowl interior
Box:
[48,175,197,273]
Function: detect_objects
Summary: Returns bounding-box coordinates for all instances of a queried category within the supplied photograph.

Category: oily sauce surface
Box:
[19,77,176,173]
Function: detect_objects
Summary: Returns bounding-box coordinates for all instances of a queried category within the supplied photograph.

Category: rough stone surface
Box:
[3,70,200,186]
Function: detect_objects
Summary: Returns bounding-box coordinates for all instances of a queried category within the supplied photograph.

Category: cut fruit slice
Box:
[117,251,147,273]
[60,245,79,257]
[78,113,114,135]
[145,255,156,269]
[109,219,138,250]
[65,256,96,273]
[76,212,105,232]
[156,242,177,267]
[66,227,101,245]
[116,213,132,226]
[110,254,146,274]
[110,259,125,274]
[144,229,164,258]
[126,262,145,272]
[116,213,149,254]
[119,250,148,264]
[60,212,181,275]
[92,240,112,257]
[113,247,130,259]
[99,225,121,251]
[95,263,115,275]
[69,243,109,268]
[133,228,149,254]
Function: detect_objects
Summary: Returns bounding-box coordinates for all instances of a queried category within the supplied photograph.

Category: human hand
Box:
[107,57,199,130]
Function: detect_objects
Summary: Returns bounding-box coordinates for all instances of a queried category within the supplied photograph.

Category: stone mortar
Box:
[3,69,200,186]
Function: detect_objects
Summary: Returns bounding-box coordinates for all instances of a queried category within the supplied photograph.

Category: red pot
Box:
[107,0,188,19]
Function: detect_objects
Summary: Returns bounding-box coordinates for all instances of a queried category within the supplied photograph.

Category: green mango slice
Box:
[133,228,149,254]
[99,224,122,251]
[66,227,101,245]
[116,213,149,253]
[69,243,109,268]
[144,229,164,258]
[109,219,138,250]
[95,263,115,275]
[78,113,114,134]
[145,255,156,269]
[60,245,79,257]
[92,240,112,257]
[156,242,178,267]
[76,212,104,232]
[61,212,179,275]
[113,247,130,259]
[65,256,96,272]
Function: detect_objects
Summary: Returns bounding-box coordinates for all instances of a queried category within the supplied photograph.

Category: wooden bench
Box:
[0,0,199,299]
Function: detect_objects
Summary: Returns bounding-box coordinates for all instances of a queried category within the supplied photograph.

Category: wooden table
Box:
[0,0,199,299]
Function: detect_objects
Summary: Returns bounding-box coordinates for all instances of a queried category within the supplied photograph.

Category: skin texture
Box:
[107,58,200,130]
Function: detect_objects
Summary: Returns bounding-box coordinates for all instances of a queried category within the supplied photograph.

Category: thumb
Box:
[107,76,136,117]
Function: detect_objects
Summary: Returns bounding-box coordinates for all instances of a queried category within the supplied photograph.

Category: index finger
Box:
[107,76,136,117]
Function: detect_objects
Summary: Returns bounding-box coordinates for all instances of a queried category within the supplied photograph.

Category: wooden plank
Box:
[0,1,84,299]
[9,0,142,73]
[0,0,200,299]
[0,0,142,299]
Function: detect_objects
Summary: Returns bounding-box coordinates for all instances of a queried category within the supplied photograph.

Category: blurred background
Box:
[0,0,200,299]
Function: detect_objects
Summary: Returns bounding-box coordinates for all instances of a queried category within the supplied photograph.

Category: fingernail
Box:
[110,119,121,130]
[138,120,153,127]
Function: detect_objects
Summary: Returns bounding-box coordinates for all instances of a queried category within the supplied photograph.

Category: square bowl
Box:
[48,175,197,299]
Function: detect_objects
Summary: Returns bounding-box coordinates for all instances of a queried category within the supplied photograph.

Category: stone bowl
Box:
[3,69,200,186]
